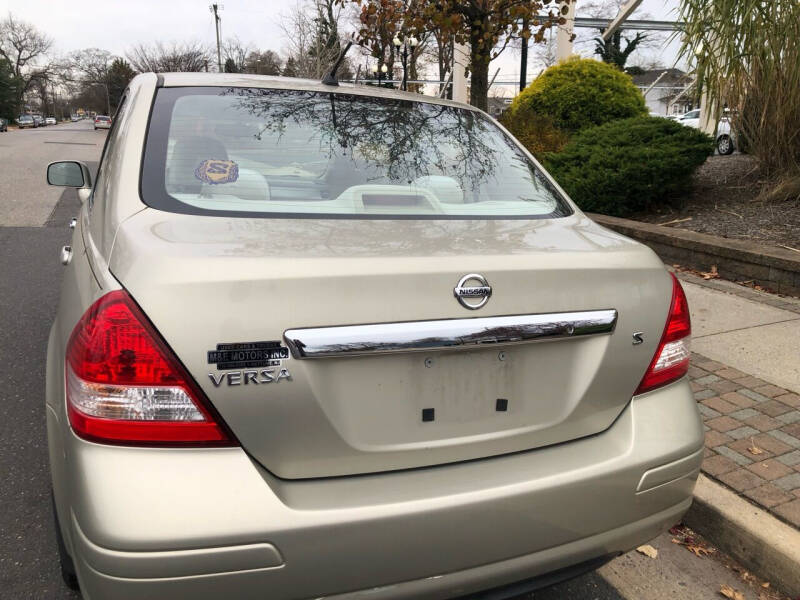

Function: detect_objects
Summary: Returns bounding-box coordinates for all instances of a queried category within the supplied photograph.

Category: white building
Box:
[631,68,695,116]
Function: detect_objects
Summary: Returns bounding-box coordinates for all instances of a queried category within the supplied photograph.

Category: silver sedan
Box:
[45,73,702,600]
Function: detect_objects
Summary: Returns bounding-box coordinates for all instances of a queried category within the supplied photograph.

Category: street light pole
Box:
[104,83,111,116]
[393,35,418,92]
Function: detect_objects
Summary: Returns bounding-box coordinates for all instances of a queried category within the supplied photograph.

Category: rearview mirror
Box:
[47,161,92,189]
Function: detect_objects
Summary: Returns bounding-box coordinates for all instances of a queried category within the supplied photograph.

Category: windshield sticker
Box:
[208,341,289,370]
[195,159,239,184]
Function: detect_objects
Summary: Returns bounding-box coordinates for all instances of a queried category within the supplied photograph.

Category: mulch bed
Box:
[631,155,800,251]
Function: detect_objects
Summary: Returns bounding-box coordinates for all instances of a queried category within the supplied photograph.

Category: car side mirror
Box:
[47,161,93,203]
[47,160,92,188]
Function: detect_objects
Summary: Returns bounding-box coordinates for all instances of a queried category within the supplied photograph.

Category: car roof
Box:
[156,72,479,113]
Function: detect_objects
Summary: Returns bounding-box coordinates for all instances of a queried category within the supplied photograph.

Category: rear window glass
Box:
[141,87,572,219]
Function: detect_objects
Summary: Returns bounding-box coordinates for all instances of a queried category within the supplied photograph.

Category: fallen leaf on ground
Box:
[669,525,682,535]
[686,543,712,557]
[636,544,658,559]
[702,265,720,279]
[761,582,770,588]
[720,584,745,600]
[671,536,713,557]
[748,438,765,455]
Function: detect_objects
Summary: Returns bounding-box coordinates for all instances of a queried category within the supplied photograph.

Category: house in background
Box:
[631,68,695,116]
[487,96,513,118]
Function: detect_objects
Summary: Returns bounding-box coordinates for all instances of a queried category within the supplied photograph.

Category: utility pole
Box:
[519,17,529,92]
[210,4,223,72]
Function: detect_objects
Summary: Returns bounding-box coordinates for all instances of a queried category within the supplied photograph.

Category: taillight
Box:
[635,273,691,395]
[65,290,235,446]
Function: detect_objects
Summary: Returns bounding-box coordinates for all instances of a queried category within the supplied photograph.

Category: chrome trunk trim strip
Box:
[284,310,617,359]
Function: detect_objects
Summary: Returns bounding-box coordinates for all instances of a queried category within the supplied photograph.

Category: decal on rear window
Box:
[194,159,239,185]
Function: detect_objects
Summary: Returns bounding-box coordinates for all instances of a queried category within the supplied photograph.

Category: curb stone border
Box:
[589,213,800,297]
[685,475,800,597]
[673,271,800,315]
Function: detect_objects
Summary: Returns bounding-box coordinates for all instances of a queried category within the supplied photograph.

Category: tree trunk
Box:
[469,33,490,111]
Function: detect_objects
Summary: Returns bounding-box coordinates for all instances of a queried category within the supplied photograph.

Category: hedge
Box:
[544,116,715,216]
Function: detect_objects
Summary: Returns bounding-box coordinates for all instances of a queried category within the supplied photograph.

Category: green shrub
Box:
[544,116,714,216]
[500,112,569,159]
[509,57,647,133]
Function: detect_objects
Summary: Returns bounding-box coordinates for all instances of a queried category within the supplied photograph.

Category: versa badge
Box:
[208,368,292,387]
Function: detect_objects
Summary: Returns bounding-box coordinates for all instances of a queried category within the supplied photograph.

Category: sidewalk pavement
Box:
[676,271,800,529]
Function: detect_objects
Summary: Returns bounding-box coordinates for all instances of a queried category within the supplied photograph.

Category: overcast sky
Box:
[4,0,685,95]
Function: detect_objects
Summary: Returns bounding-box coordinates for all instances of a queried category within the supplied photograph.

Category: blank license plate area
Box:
[302,339,598,449]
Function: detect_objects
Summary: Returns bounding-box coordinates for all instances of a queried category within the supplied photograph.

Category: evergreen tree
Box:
[0,58,20,121]
[106,58,136,112]
[594,30,647,70]
[282,56,299,78]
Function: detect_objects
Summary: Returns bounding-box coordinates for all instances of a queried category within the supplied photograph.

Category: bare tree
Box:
[280,0,348,79]
[68,48,113,82]
[245,50,283,75]
[127,41,210,73]
[429,28,452,94]
[222,37,252,72]
[531,29,557,70]
[575,0,665,66]
[0,13,53,111]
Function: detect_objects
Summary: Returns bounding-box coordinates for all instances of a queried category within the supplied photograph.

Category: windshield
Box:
[141,87,572,219]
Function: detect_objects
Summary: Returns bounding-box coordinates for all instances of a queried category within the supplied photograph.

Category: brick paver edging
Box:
[690,352,800,529]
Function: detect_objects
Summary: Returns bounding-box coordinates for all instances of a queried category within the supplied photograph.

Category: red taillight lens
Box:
[66,290,235,446]
[635,273,692,395]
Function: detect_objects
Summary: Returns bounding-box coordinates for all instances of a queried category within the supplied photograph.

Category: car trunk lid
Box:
[109,209,671,478]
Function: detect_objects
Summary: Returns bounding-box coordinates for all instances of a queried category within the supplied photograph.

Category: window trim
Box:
[90,90,129,213]
[139,86,573,221]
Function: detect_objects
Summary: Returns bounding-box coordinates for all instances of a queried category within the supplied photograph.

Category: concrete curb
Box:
[588,213,800,296]
[685,474,800,596]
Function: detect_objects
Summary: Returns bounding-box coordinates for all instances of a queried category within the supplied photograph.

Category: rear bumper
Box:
[62,380,703,600]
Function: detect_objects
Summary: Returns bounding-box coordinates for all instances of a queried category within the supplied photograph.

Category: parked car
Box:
[0,117,7,132]
[34,115,46,127]
[676,109,701,129]
[45,73,702,600]
[675,110,737,155]
[17,115,35,128]
[46,116,57,126]
[93,115,111,130]
[715,117,736,155]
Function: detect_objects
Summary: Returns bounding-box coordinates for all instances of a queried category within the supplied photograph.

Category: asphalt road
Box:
[0,120,780,600]
[0,120,105,227]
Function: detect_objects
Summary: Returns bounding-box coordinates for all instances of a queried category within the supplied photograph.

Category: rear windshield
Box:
[141,87,572,219]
